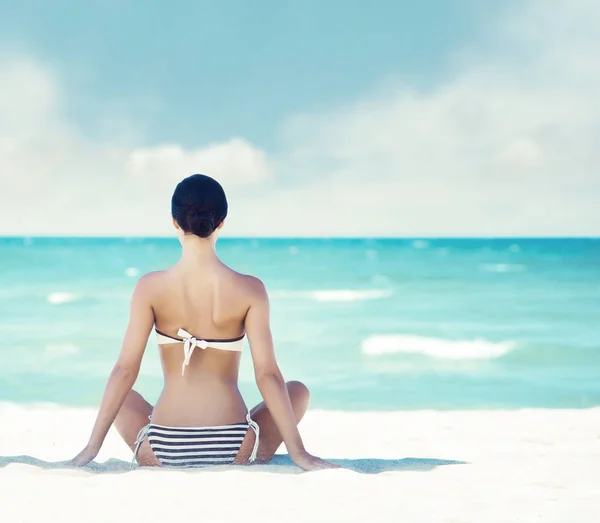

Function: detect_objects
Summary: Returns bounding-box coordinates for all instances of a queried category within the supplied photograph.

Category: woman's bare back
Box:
[144,260,262,426]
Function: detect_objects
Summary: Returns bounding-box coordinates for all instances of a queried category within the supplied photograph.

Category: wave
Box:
[361,334,515,360]
[271,289,394,302]
[480,263,526,273]
[46,292,78,305]
[44,343,79,355]
[308,289,393,302]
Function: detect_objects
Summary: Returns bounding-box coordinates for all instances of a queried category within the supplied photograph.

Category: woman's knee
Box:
[287,380,310,411]
[116,389,150,424]
[114,389,152,442]
[122,389,144,408]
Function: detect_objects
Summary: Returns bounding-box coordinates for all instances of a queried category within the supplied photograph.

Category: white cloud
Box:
[0,57,58,132]
[0,0,599,236]
[126,139,271,186]
[0,59,270,236]
[260,0,600,236]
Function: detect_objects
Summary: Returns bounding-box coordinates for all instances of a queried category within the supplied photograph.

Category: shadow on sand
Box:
[270,454,467,473]
[0,454,466,475]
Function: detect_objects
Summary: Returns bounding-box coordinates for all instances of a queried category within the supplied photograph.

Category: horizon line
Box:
[1,234,599,241]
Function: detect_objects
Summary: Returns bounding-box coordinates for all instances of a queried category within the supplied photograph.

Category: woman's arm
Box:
[69,276,154,465]
[245,277,337,470]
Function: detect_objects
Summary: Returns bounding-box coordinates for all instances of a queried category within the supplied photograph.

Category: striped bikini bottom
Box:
[132,413,260,469]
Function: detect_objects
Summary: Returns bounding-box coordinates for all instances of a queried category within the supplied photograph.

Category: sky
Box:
[0,0,598,237]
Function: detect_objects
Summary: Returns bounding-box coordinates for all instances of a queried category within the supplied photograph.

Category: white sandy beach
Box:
[0,403,598,523]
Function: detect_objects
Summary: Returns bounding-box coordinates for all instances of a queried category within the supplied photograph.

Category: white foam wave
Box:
[125,267,139,277]
[361,335,515,360]
[44,344,79,355]
[271,288,394,302]
[47,292,78,305]
[481,263,526,273]
[309,289,393,302]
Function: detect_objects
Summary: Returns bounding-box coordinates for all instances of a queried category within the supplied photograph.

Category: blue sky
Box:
[0,0,598,236]
[1,0,497,146]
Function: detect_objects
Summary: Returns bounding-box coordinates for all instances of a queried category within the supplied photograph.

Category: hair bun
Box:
[171,174,228,238]
[187,208,216,238]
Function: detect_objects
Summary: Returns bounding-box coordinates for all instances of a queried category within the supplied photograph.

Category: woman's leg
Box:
[233,380,311,464]
[114,389,161,466]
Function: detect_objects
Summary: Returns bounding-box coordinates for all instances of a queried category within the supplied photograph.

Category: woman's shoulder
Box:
[137,270,168,285]
[132,270,168,296]
[223,268,268,300]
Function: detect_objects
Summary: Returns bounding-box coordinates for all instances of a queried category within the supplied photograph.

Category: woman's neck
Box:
[178,235,219,268]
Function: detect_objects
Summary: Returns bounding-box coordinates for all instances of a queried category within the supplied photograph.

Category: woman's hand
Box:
[68,445,99,467]
[291,450,340,471]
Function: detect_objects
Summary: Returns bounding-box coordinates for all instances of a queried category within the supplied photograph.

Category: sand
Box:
[0,403,598,523]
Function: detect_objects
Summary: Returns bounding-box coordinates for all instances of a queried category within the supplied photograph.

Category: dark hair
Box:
[171,174,228,238]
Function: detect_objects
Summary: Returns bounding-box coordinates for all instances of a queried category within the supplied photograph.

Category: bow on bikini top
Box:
[155,328,245,376]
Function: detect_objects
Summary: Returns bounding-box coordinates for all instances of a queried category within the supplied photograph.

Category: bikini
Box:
[131,328,260,469]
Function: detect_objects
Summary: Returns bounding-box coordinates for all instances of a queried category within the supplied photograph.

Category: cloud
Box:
[125,139,271,186]
[0,58,270,236]
[0,0,598,236]
[261,0,600,236]
[0,57,58,132]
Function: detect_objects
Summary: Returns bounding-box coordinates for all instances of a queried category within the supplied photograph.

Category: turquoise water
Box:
[1,237,599,411]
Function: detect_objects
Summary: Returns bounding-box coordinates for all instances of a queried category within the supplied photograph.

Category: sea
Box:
[0,237,599,411]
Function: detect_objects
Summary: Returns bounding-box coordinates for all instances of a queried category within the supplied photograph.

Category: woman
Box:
[70,174,336,471]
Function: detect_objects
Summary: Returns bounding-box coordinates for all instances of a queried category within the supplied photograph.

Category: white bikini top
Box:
[155,328,245,376]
